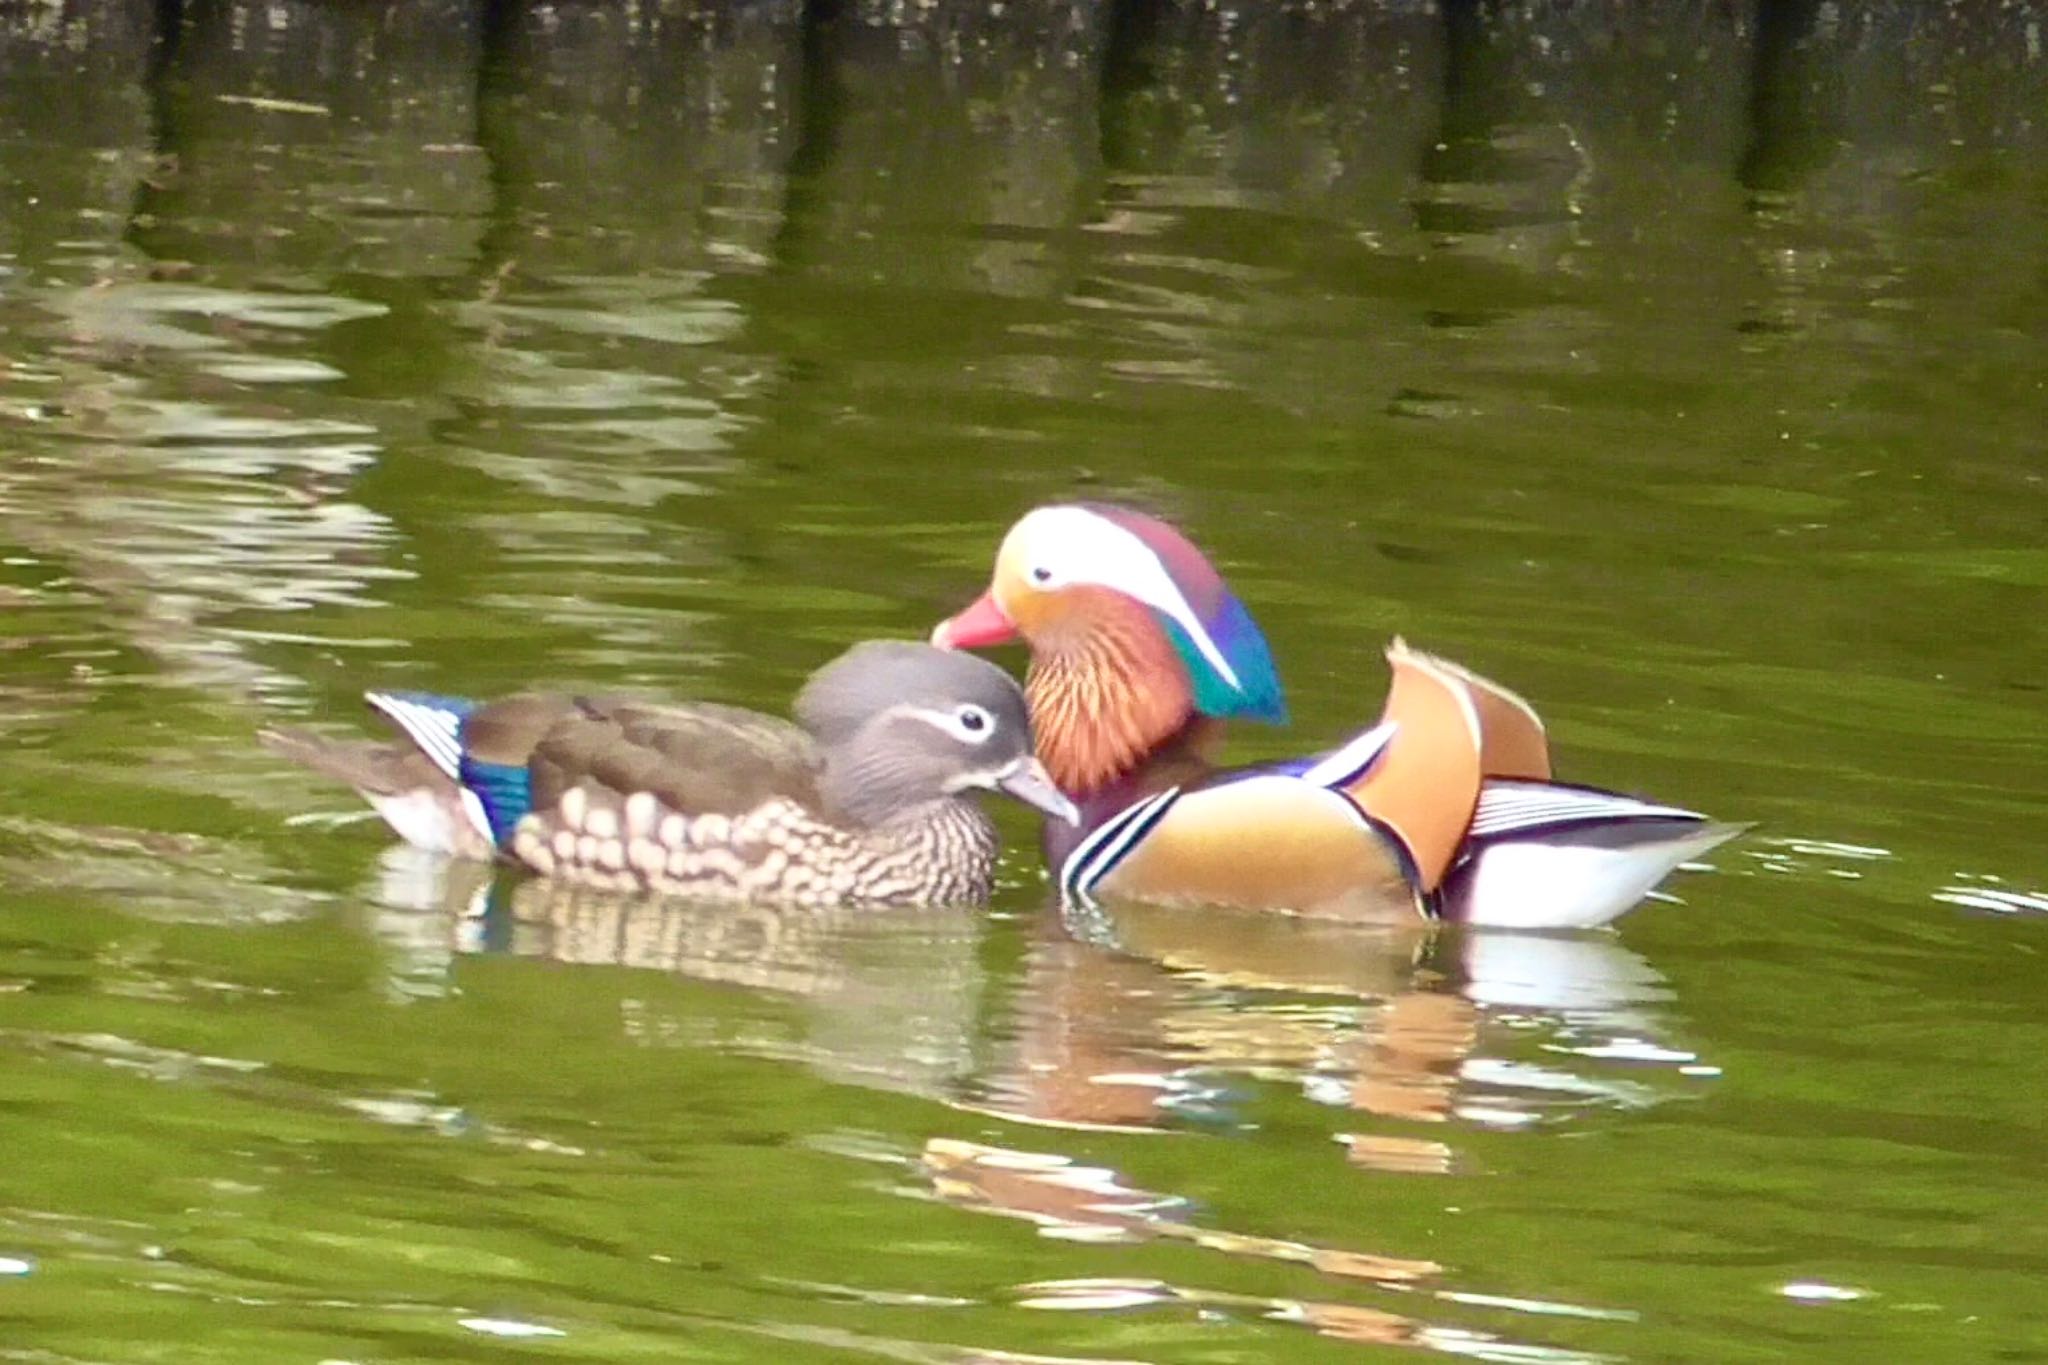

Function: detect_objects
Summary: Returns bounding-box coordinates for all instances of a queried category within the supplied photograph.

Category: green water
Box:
[3,2,2045,1360]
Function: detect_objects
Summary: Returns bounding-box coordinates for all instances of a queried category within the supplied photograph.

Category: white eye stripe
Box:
[884,703,1004,745]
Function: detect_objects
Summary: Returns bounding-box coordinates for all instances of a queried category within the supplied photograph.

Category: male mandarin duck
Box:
[262,641,1078,908]
[930,505,1745,929]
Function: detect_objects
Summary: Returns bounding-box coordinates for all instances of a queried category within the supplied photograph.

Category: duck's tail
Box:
[1440,781,1750,929]
[260,723,495,861]
[270,690,581,857]
[1323,641,1740,924]
[258,726,441,795]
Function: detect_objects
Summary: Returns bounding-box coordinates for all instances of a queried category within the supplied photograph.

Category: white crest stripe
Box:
[1032,507,1242,691]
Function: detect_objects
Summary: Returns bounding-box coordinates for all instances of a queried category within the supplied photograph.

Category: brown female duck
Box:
[262,641,1077,907]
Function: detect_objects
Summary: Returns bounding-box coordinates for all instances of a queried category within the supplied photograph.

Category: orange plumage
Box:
[933,505,1742,928]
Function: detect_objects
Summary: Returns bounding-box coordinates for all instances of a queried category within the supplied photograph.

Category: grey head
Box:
[794,640,1079,829]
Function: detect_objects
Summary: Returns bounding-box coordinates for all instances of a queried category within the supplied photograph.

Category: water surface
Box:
[2,2,2045,1361]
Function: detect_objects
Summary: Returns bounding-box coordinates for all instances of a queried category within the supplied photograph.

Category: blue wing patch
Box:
[368,689,539,848]
[458,757,533,847]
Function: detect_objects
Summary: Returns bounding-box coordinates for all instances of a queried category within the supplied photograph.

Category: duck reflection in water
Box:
[974,899,1688,1176]
[363,849,1656,1354]
[367,848,1700,1174]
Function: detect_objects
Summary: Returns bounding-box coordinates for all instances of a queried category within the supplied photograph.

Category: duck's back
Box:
[512,698,825,817]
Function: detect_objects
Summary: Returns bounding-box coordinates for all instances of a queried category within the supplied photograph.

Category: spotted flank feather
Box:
[511,786,999,909]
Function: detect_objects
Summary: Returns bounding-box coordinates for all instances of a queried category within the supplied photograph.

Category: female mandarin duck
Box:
[262,641,1078,908]
[930,505,1745,929]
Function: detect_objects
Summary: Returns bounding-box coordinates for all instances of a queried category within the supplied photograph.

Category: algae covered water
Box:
[1,3,2044,1360]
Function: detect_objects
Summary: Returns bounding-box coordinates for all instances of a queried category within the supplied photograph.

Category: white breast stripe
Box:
[1471,781,1705,838]
[1071,790,1179,904]
[1060,788,1181,906]
[1299,720,1398,790]
[367,693,464,781]
[1059,793,1162,904]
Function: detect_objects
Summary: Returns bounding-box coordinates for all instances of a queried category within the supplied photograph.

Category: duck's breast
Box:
[1065,775,1420,921]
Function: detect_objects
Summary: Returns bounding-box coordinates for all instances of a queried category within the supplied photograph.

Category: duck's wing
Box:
[507,702,861,903]
[1330,641,1488,893]
[327,691,573,849]
[1426,652,1552,781]
[261,690,503,858]
[340,690,824,850]
[525,699,824,818]
[1238,641,1549,891]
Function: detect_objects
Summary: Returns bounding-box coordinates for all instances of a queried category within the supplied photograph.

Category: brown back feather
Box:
[527,698,823,815]
[454,694,585,767]
[272,692,824,821]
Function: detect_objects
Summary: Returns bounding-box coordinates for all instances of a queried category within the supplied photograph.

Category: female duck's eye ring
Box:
[956,705,991,736]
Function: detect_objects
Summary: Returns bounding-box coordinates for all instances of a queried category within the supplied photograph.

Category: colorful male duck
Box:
[931,505,1744,929]
[263,641,1078,908]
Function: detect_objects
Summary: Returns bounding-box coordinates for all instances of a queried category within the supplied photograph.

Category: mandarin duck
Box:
[930,505,1745,929]
[261,641,1078,908]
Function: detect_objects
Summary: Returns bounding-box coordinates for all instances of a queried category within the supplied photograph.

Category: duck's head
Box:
[796,640,1079,829]
[931,504,1286,795]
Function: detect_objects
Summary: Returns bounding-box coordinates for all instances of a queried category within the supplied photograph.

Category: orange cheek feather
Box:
[1021,588,1197,795]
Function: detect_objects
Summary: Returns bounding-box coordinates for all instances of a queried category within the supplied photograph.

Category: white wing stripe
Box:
[366,693,464,781]
[1471,781,1704,837]
[1472,805,1703,836]
[1299,721,1398,790]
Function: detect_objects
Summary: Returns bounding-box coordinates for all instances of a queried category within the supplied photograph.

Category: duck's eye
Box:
[1029,565,1052,584]
[955,705,992,738]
